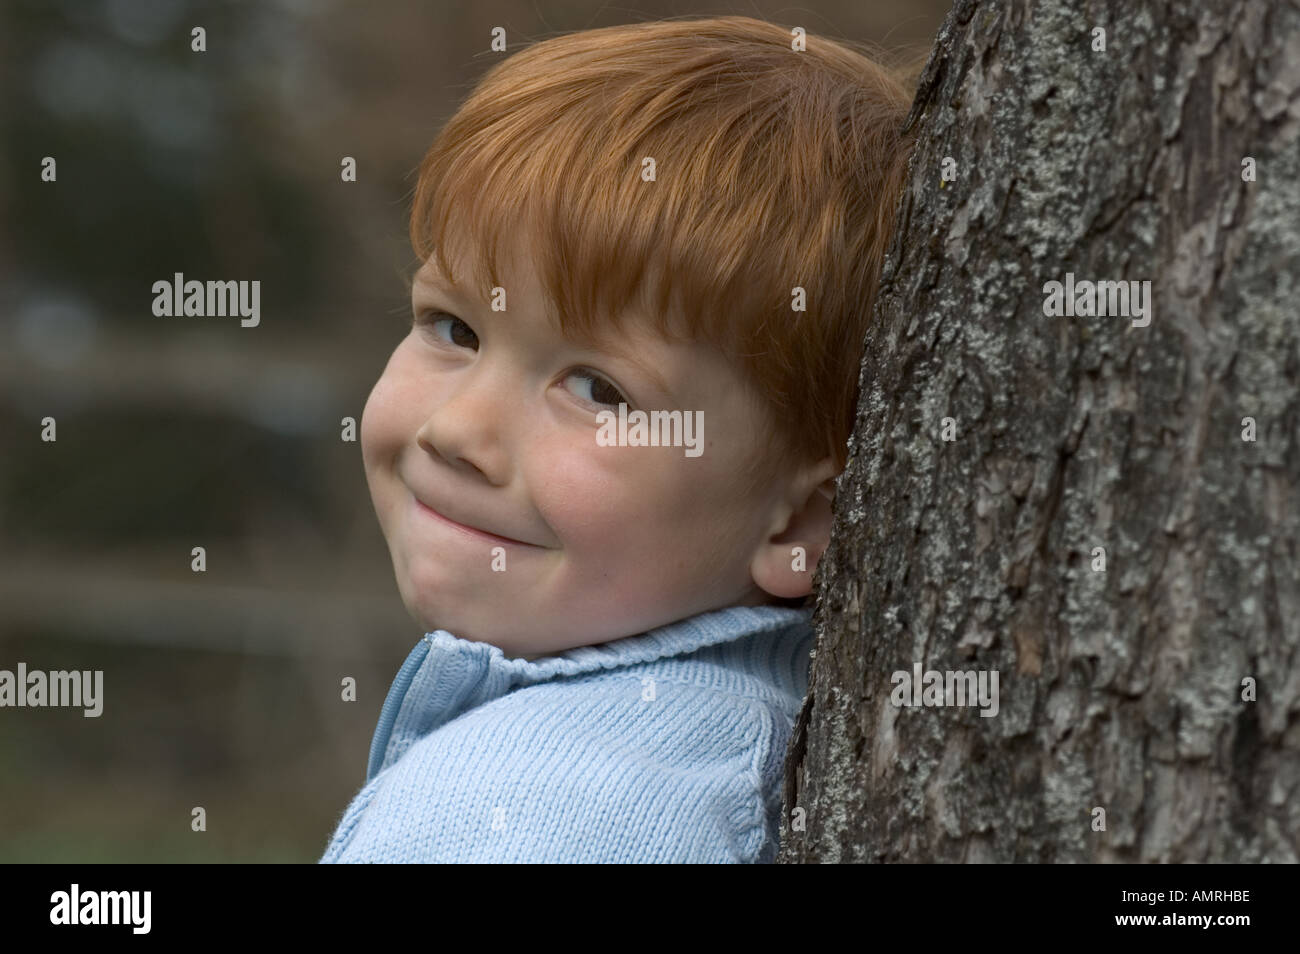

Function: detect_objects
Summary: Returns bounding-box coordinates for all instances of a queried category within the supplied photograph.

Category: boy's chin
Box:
[401,598,446,637]
[402,603,545,655]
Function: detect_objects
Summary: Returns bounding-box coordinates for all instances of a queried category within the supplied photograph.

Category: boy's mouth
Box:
[409,491,544,548]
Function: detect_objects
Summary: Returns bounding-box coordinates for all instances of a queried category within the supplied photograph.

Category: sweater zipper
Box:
[365,638,432,782]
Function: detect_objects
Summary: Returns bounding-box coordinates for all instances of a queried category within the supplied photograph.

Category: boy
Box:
[320,15,915,863]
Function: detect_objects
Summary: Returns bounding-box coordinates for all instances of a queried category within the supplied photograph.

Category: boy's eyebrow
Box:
[413,271,678,402]
[413,270,469,300]
[592,337,675,401]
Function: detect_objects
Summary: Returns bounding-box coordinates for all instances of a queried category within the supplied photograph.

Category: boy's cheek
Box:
[548,470,714,567]
[359,371,401,459]
[528,443,627,527]
[360,367,423,465]
[543,487,659,556]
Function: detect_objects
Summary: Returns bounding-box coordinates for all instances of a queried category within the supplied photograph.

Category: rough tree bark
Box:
[780,0,1300,863]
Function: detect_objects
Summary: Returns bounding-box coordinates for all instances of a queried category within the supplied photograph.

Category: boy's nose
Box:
[415,367,515,485]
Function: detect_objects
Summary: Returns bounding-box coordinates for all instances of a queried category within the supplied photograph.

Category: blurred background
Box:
[0,0,948,862]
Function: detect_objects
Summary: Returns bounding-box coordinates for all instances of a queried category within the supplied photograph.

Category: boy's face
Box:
[361,236,823,659]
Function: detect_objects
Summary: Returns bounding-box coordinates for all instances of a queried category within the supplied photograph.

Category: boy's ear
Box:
[749,456,839,600]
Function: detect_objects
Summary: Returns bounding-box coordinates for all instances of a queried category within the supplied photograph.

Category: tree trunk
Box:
[780,0,1300,863]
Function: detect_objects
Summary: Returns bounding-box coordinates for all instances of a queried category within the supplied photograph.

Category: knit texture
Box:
[318,603,815,863]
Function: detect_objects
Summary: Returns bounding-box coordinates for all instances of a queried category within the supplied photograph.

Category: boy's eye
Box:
[564,369,628,409]
[420,312,479,350]
[416,311,627,409]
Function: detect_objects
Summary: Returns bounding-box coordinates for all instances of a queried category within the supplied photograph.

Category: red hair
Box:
[410,15,917,480]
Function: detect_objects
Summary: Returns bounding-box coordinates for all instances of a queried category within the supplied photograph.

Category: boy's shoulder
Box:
[320,604,815,863]
[324,673,781,863]
[454,602,816,770]
[467,655,788,777]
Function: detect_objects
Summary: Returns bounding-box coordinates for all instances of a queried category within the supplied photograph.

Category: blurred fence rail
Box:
[0,331,377,431]
[0,557,412,659]
[0,325,416,658]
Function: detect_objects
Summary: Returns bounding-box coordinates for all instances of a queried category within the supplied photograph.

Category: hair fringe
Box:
[409,16,918,490]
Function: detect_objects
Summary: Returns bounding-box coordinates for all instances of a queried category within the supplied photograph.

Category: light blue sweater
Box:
[319,603,815,863]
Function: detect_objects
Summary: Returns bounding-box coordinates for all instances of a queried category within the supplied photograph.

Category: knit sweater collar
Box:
[366,603,814,781]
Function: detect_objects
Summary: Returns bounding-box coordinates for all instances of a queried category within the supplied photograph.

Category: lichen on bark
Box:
[780,0,1300,863]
